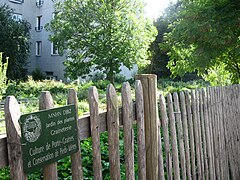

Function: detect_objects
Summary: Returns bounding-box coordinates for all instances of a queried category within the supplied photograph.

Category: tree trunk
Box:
[107,63,115,84]
[107,73,115,85]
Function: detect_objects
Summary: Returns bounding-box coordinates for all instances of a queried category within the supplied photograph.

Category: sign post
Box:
[19,104,79,174]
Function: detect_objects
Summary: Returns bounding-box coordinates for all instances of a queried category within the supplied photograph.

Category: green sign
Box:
[19,105,79,174]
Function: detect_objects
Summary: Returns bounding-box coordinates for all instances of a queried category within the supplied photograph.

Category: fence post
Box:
[4,96,27,180]
[39,91,58,180]
[68,89,84,180]
[136,74,158,180]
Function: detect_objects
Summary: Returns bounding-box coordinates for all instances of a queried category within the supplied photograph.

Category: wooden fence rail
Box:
[0,75,239,180]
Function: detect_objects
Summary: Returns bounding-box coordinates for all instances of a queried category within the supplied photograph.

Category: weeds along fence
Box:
[0,74,240,179]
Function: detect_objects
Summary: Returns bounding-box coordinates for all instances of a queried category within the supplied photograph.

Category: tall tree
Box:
[0,4,31,80]
[47,0,157,83]
[148,16,171,78]
[163,0,240,83]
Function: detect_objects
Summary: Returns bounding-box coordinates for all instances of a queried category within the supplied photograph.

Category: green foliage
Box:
[0,167,9,179]
[4,77,68,100]
[31,68,45,81]
[157,78,209,96]
[147,16,171,78]
[202,62,232,86]
[0,4,31,80]
[91,72,106,82]
[46,0,157,83]
[163,0,240,84]
[114,74,126,84]
[0,53,8,100]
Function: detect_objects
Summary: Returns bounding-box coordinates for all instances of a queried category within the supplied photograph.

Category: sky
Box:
[144,0,176,19]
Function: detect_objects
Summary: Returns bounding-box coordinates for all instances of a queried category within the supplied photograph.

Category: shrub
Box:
[31,68,45,81]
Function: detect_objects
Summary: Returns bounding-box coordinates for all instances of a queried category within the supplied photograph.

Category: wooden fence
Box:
[0,99,38,135]
[0,74,239,179]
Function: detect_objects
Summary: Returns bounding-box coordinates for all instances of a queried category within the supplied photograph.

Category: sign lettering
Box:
[19,105,79,174]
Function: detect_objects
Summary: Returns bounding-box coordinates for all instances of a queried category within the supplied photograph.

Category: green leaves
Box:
[162,0,240,84]
[47,0,157,82]
[0,4,31,80]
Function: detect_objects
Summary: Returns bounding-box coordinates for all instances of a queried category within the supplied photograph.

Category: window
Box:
[35,16,43,32]
[9,0,23,4]
[45,72,57,80]
[51,42,59,55]
[12,13,22,21]
[36,0,44,7]
[36,41,42,56]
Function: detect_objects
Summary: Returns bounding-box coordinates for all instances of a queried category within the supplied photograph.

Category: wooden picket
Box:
[122,82,135,180]
[88,86,102,180]
[135,80,146,180]
[39,91,58,180]
[68,89,84,180]
[0,75,240,180]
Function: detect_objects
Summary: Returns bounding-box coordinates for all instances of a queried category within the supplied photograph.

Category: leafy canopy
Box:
[47,0,157,82]
[163,0,240,84]
[0,4,31,80]
[147,7,176,78]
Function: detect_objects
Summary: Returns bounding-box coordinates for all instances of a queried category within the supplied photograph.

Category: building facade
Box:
[1,0,65,80]
[1,0,137,81]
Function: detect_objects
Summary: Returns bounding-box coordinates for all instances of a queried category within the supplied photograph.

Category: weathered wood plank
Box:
[206,87,216,179]
[88,87,102,180]
[225,86,236,179]
[202,89,214,180]
[221,87,230,180]
[222,86,233,179]
[211,87,220,179]
[167,93,180,180]
[218,87,225,180]
[220,87,229,180]
[230,85,240,178]
[191,90,202,179]
[199,89,208,179]
[158,128,165,180]
[39,91,58,180]
[195,90,204,179]
[186,91,196,180]
[135,80,147,180]
[179,91,191,180]
[107,84,121,180]
[122,82,135,180]
[157,101,165,180]
[136,74,159,180]
[0,135,8,168]
[159,94,172,180]
[68,89,84,180]
[173,92,186,180]
[236,85,240,174]
[4,96,27,180]
[234,85,240,175]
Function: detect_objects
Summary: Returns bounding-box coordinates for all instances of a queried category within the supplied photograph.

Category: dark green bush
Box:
[31,68,45,81]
